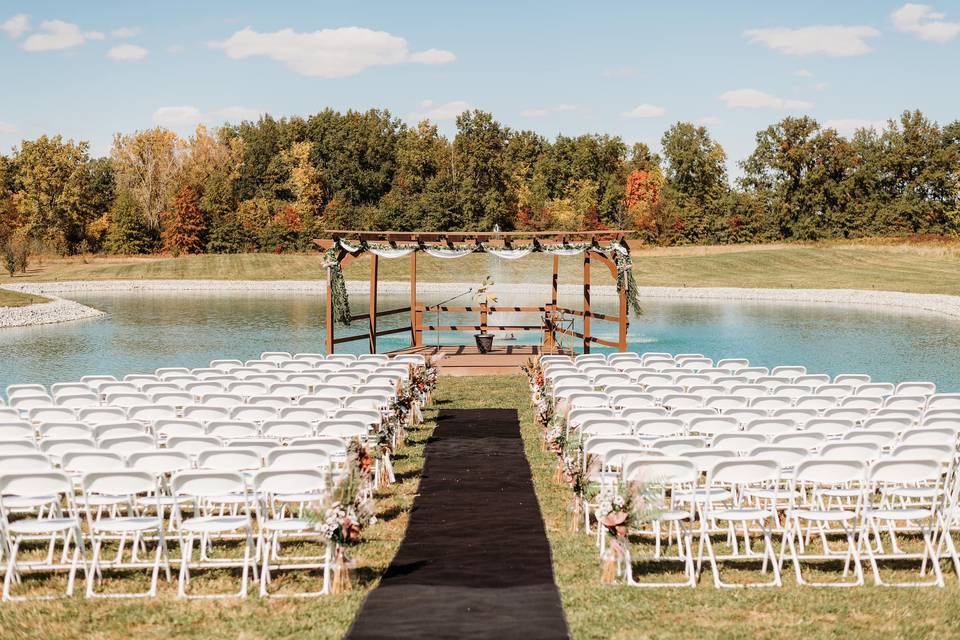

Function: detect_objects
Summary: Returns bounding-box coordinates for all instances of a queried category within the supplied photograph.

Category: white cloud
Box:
[411,99,472,122]
[815,82,828,92]
[824,118,886,137]
[719,88,814,110]
[794,69,813,77]
[167,44,185,54]
[622,104,666,118]
[892,3,960,43]
[520,104,580,117]
[111,26,141,38]
[1,14,29,38]
[210,106,265,123]
[153,106,204,128]
[22,20,102,51]
[0,120,18,134]
[408,48,456,64]
[107,44,147,61]
[153,105,265,129]
[213,26,455,78]
[744,25,880,57]
[697,116,721,126]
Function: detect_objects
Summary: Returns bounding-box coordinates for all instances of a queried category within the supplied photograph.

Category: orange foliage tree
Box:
[161,186,205,255]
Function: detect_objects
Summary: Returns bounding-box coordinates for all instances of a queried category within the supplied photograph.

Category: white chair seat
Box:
[650,509,692,522]
[712,508,774,522]
[138,495,192,507]
[85,495,130,507]
[261,517,314,531]
[744,488,800,501]
[92,517,164,533]
[674,488,733,504]
[3,496,58,509]
[8,517,77,535]
[867,508,932,521]
[883,487,942,499]
[788,508,856,522]
[180,515,251,533]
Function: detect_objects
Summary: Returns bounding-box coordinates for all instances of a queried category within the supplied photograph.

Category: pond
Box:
[2,290,960,391]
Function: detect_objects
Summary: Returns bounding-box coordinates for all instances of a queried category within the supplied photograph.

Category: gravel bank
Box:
[0,290,105,328]
[6,280,960,328]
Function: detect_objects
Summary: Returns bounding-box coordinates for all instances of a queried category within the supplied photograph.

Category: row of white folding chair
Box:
[615,454,949,588]
[563,389,955,424]
[576,416,957,452]
[0,465,342,599]
[34,362,411,398]
[55,390,390,418]
[2,415,378,445]
[0,421,367,458]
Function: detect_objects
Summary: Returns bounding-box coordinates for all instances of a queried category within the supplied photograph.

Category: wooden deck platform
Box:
[389,345,570,376]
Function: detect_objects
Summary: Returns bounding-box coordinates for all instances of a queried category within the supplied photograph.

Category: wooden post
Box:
[368,254,379,353]
[583,252,591,354]
[546,254,559,352]
[618,278,628,352]
[409,251,419,347]
[325,260,335,355]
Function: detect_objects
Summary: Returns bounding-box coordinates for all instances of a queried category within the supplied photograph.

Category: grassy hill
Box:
[4,240,960,297]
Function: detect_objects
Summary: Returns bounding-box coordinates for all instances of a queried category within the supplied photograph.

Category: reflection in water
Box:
[1,291,959,391]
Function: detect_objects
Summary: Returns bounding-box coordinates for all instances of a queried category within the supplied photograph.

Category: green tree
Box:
[661,122,729,243]
[12,135,93,252]
[106,190,156,254]
[452,110,512,230]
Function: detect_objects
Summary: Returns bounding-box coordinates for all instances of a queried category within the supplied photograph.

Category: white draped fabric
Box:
[482,244,533,260]
[367,246,416,259]
[337,240,363,254]
[424,247,477,259]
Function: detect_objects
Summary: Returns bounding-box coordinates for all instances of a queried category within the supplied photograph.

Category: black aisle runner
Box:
[347,408,570,640]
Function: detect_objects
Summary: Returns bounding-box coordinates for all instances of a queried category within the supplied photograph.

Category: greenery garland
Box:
[323,246,352,326]
[609,244,643,317]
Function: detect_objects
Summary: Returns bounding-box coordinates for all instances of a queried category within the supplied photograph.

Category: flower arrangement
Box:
[596,478,666,584]
[307,439,378,593]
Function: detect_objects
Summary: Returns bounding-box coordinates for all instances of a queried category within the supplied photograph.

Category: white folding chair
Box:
[253,468,332,597]
[780,458,866,587]
[620,457,699,588]
[1,471,88,601]
[80,471,172,598]
[859,459,945,587]
[697,458,783,588]
[171,471,258,598]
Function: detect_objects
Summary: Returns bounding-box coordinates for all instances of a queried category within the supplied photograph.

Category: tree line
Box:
[0,108,957,257]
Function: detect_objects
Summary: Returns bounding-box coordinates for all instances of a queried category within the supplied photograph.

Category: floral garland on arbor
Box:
[324,238,643,326]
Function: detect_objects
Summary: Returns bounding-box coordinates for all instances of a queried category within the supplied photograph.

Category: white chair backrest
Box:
[634,418,685,438]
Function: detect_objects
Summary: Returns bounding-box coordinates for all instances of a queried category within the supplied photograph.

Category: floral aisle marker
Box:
[523,353,664,584]
[309,440,377,594]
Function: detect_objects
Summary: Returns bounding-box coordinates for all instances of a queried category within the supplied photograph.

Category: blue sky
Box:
[1,1,958,176]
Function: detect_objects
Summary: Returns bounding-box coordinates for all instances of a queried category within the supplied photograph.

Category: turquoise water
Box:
[1,291,959,391]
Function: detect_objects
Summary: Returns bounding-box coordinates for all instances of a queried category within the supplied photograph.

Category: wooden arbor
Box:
[314,231,637,355]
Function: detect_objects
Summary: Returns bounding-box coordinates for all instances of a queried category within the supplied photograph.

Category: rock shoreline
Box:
[5,279,960,328]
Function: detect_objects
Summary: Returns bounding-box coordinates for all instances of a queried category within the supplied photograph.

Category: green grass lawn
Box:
[0,408,438,640]
[7,240,960,296]
[0,288,48,307]
[440,375,960,640]
[4,377,960,638]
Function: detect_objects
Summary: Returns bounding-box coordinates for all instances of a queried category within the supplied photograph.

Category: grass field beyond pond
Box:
[6,241,960,296]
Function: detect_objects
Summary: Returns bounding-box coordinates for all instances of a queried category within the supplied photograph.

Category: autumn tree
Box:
[161,186,205,255]
[12,135,95,252]
[111,128,182,229]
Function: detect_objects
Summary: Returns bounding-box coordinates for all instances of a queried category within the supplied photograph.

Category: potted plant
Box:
[474,275,497,353]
